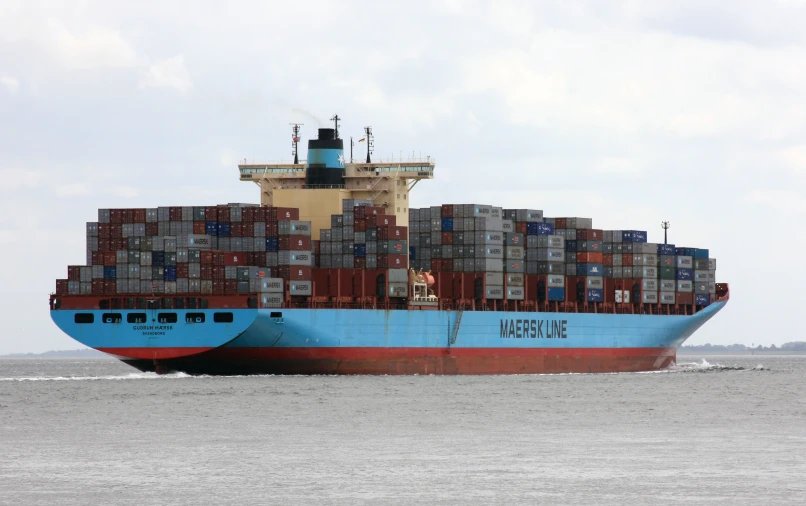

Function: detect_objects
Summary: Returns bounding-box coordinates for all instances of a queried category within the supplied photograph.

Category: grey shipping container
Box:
[506,286,525,300]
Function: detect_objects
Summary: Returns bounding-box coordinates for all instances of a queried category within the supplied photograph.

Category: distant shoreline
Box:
[0,349,109,359]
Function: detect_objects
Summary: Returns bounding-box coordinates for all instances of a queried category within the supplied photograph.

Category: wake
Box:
[661,358,766,373]
[0,372,192,382]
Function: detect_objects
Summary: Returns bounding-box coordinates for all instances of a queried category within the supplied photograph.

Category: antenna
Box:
[330,114,341,138]
[364,126,374,163]
[661,221,670,245]
[290,123,303,164]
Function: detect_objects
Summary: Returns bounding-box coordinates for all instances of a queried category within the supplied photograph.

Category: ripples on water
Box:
[1,356,804,505]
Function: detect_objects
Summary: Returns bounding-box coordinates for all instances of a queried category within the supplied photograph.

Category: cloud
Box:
[104,185,140,198]
[777,145,806,173]
[0,76,19,94]
[745,189,806,215]
[0,168,43,191]
[52,182,90,198]
[46,20,138,69]
[139,55,192,94]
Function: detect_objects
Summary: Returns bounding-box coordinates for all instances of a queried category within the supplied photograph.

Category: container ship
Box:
[49,116,729,375]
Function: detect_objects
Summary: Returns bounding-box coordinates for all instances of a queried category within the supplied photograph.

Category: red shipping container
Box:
[110,209,123,224]
[441,204,453,218]
[378,225,407,240]
[212,280,225,295]
[193,221,205,234]
[176,264,189,278]
[280,235,312,251]
[98,223,111,237]
[91,251,102,265]
[266,223,278,236]
[169,207,183,221]
[622,255,634,267]
[92,280,104,295]
[555,218,568,229]
[677,292,694,305]
[200,265,213,280]
[111,224,123,237]
[114,238,128,250]
[133,209,146,223]
[217,206,231,222]
[355,220,367,232]
[213,266,225,281]
[576,229,603,241]
[205,206,218,221]
[55,279,68,295]
[279,266,312,281]
[378,254,407,269]
[313,268,330,297]
[577,252,603,264]
[67,266,81,281]
[354,257,366,269]
[225,280,237,294]
[272,207,299,221]
[200,251,214,265]
[441,232,453,245]
[104,280,116,295]
[515,222,527,234]
[146,223,159,236]
[603,254,613,267]
[223,252,248,266]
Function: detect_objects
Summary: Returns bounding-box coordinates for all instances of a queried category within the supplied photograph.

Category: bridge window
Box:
[127,313,147,324]
[102,313,122,324]
[269,312,282,318]
[186,312,206,324]
[74,313,94,324]
[158,313,177,324]
[213,312,234,323]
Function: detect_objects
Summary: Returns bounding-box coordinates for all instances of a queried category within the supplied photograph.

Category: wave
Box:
[0,372,192,382]
[661,358,765,373]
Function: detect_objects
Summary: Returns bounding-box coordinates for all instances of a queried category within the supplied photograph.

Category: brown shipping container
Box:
[577,252,603,264]
[378,226,407,240]
[170,207,183,221]
[279,266,312,281]
[555,218,568,229]
[515,222,527,234]
[133,209,146,223]
[177,264,189,278]
[56,279,68,295]
[67,266,81,281]
[677,292,694,305]
[279,236,312,251]
[272,207,300,221]
[576,229,603,241]
[146,223,159,236]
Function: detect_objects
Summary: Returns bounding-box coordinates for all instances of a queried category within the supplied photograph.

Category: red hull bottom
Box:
[122,347,678,375]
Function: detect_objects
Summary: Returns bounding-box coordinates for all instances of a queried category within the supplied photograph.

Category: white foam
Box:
[0,371,192,382]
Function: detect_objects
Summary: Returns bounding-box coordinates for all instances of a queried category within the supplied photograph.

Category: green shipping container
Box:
[659,266,676,280]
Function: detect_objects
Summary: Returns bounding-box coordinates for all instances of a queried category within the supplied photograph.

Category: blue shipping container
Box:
[217,222,231,238]
[694,248,709,259]
[103,266,116,280]
[586,288,604,302]
[205,221,218,237]
[265,237,279,252]
[409,246,416,260]
[565,240,578,252]
[632,231,647,242]
[164,266,177,282]
[527,222,554,235]
[587,263,604,276]
[152,251,165,267]
[441,218,453,232]
[547,287,565,301]
[657,244,676,256]
[604,266,614,278]
[676,247,697,257]
[622,231,633,242]
[695,294,710,306]
[676,268,693,280]
[354,244,367,257]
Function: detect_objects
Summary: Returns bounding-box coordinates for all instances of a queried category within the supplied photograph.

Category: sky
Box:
[1,0,805,353]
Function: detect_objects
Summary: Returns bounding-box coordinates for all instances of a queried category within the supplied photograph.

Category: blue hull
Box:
[51,301,726,374]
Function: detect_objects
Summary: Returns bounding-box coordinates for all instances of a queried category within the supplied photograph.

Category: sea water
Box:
[0,356,804,505]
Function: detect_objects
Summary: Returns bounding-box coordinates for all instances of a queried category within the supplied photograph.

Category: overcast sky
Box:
[1,0,804,353]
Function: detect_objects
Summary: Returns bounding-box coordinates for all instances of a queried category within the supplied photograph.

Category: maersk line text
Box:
[500,319,568,339]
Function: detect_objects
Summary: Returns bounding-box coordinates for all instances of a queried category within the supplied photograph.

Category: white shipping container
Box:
[641,291,658,304]
[586,276,604,289]
[261,294,283,308]
[388,268,408,283]
[676,256,693,268]
[505,273,524,287]
[506,287,525,300]
[484,272,503,286]
[388,283,408,298]
[694,270,709,282]
[660,292,675,304]
[260,278,284,293]
[505,246,524,260]
[641,279,658,291]
[290,220,312,236]
[485,285,504,300]
[660,280,675,292]
[708,258,717,270]
[677,280,693,292]
[547,275,565,288]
